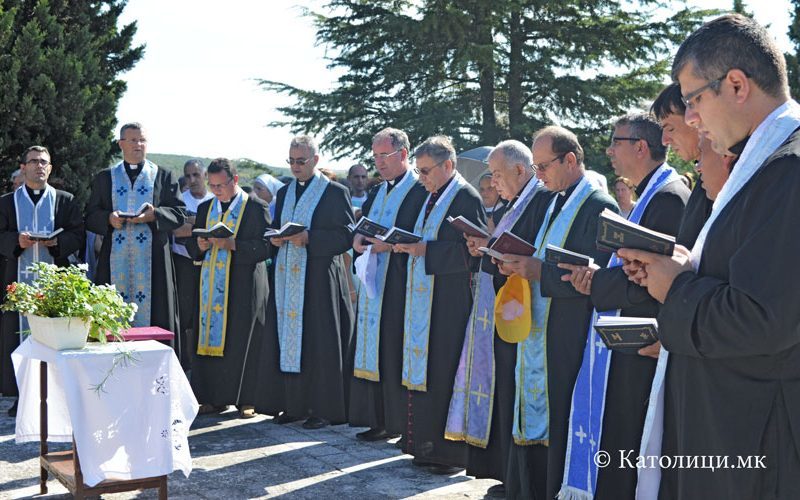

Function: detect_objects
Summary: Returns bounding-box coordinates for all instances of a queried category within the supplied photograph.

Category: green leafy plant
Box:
[1,262,137,343]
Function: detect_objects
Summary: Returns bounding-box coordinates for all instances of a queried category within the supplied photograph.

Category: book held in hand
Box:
[27,228,64,242]
[263,222,306,239]
[478,231,536,263]
[447,215,489,238]
[351,216,389,239]
[193,222,235,239]
[544,244,594,267]
[118,202,150,219]
[596,208,675,255]
[594,316,658,354]
[377,226,422,244]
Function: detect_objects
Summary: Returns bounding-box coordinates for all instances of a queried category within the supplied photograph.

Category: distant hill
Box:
[144,153,291,186]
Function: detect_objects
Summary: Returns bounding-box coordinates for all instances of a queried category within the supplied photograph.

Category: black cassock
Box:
[347,176,429,433]
[658,130,800,499]
[675,181,713,247]
[185,194,270,407]
[463,183,554,484]
[85,166,185,334]
[403,181,486,468]
[257,178,355,423]
[0,188,84,396]
[506,185,619,500]
[589,168,689,499]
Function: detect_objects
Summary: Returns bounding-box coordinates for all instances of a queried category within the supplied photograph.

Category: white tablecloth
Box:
[12,338,199,487]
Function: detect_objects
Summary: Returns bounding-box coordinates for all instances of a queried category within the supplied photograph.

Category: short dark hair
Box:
[348,163,367,177]
[19,145,49,164]
[613,113,667,162]
[119,122,143,139]
[651,83,685,121]
[414,135,457,168]
[184,158,205,173]
[373,127,410,152]
[672,14,788,98]
[207,158,237,178]
[532,126,585,166]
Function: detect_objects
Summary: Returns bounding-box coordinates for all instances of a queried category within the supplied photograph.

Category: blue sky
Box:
[115,0,794,171]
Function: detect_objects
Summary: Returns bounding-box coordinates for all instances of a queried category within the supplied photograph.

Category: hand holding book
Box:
[616,244,694,304]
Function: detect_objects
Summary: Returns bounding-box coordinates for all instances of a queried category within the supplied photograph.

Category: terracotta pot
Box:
[26,314,91,350]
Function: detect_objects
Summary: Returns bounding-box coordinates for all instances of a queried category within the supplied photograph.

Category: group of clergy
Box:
[1,13,799,500]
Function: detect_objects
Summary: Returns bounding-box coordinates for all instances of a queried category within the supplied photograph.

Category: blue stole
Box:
[197,191,248,357]
[401,172,468,391]
[13,185,56,335]
[274,171,330,373]
[445,177,541,447]
[353,171,419,381]
[560,165,680,500]
[110,161,156,327]
[514,177,596,445]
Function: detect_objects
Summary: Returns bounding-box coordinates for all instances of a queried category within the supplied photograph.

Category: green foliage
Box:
[260,0,712,170]
[787,0,800,99]
[144,153,288,187]
[0,0,143,203]
[2,262,137,342]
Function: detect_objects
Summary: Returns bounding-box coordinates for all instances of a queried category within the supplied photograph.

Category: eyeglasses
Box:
[414,159,445,176]
[533,153,566,172]
[372,149,403,162]
[681,75,726,110]
[609,136,642,146]
[286,157,310,166]
[25,159,50,166]
[207,177,234,190]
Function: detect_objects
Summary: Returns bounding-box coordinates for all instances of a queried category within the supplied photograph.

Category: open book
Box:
[118,202,149,219]
[192,222,234,239]
[478,231,536,262]
[594,316,658,354]
[544,244,594,267]
[596,208,675,255]
[447,215,489,238]
[350,216,389,239]
[27,228,64,242]
[376,226,422,244]
[264,222,306,239]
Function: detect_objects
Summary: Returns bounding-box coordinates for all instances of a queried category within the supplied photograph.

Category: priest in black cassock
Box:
[447,140,553,496]
[0,146,84,417]
[558,114,689,499]
[186,158,269,419]
[263,135,354,429]
[494,128,617,500]
[392,135,485,475]
[622,14,800,499]
[348,127,428,440]
[85,123,185,335]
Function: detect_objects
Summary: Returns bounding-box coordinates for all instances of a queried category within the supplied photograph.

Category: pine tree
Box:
[786,0,800,99]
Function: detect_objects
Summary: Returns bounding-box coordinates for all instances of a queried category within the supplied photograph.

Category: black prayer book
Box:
[118,202,149,219]
[595,316,658,354]
[544,244,594,266]
[377,226,422,244]
[27,228,64,242]
[193,222,235,239]
[264,222,307,239]
[351,216,389,238]
[596,208,675,255]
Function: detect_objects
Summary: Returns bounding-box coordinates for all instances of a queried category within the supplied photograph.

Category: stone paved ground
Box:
[0,396,500,499]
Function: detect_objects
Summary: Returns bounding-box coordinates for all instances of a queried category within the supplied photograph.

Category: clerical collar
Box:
[728,135,750,156]
[123,161,145,170]
[558,179,580,199]
[25,184,45,202]
[297,175,314,187]
[388,170,406,186]
[434,175,454,196]
[509,176,534,205]
[635,168,659,198]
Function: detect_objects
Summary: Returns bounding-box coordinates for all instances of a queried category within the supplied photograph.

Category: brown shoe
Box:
[198,403,227,415]
[238,405,257,419]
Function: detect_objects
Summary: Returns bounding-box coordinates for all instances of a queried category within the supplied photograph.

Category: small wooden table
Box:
[38,360,168,499]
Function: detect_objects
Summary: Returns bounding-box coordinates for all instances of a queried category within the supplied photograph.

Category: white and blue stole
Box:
[635,100,800,500]
[401,172,468,391]
[197,190,248,357]
[110,160,156,327]
[560,164,680,500]
[14,184,57,335]
[514,177,596,445]
[446,177,541,447]
[274,171,330,373]
[353,171,419,381]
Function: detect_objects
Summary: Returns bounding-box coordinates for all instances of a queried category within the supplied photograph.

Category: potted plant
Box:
[2,262,138,350]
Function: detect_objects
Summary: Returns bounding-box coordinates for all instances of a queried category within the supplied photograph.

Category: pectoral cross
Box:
[470,384,489,406]
[575,425,587,444]
[476,309,490,330]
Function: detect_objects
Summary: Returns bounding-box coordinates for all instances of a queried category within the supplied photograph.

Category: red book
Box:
[107,326,175,342]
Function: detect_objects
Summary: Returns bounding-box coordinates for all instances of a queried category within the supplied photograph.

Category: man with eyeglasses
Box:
[556,113,689,499]
[0,146,84,417]
[259,135,354,430]
[184,158,270,419]
[444,140,553,497]
[391,135,485,475]
[489,127,616,500]
[348,127,428,443]
[86,122,185,337]
[618,15,800,499]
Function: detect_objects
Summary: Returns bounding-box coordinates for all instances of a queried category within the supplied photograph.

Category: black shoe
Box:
[302,416,329,429]
[7,399,18,417]
[411,458,463,475]
[486,483,505,498]
[273,412,302,424]
[356,428,400,442]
